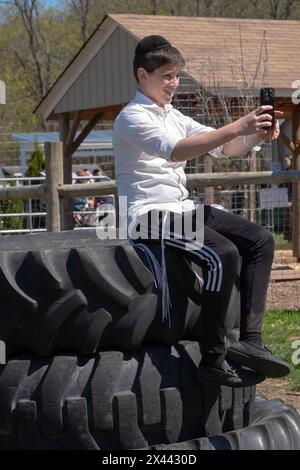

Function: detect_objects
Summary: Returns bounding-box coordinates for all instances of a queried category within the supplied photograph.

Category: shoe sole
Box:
[196,367,264,388]
[227,349,290,378]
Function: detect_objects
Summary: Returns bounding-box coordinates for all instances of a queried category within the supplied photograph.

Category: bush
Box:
[26,142,45,177]
[0,184,25,231]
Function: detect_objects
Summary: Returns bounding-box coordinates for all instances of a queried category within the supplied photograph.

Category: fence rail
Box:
[0,184,45,201]
[187,170,300,187]
[1,170,300,202]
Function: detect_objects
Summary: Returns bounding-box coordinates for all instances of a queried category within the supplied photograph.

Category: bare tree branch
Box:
[66,0,92,42]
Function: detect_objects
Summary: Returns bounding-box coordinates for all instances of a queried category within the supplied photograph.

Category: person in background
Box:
[92,167,114,207]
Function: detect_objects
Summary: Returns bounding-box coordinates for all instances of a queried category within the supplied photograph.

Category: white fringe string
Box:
[129,211,172,327]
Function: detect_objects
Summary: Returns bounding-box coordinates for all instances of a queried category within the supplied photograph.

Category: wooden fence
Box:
[1,141,300,259]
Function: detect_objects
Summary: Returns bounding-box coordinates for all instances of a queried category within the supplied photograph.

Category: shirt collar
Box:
[133,90,173,114]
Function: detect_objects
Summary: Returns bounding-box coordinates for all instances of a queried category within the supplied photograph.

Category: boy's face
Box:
[137,63,180,107]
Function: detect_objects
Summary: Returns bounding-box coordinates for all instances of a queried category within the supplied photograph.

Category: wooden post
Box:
[59,112,73,230]
[292,105,300,260]
[45,141,63,232]
[204,154,214,204]
[0,80,6,104]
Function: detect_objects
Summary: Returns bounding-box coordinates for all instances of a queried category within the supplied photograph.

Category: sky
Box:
[41,0,62,7]
[41,1,64,11]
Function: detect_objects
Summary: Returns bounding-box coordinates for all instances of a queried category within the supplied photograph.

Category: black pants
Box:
[132,205,275,355]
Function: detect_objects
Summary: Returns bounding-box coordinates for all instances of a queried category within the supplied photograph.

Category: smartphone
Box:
[260,87,275,130]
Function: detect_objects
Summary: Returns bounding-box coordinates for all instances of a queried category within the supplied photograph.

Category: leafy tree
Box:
[25,141,44,177]
[0,0,82,132]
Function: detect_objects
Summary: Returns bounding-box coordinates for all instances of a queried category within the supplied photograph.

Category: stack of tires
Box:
[0,230,299,450]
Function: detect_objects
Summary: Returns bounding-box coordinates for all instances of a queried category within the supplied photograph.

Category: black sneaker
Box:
[196,359,265,388]
[227,341,290,378]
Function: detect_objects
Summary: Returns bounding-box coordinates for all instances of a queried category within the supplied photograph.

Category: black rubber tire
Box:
[0,230,239,358]
[0,343,258,450]
[149,396,300,450]
[1,232,299,450]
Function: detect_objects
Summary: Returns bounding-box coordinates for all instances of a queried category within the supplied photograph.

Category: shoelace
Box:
[222,362,237,375]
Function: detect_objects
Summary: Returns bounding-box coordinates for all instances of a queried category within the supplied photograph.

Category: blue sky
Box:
[42,1,65,11]
[43,0,61,6]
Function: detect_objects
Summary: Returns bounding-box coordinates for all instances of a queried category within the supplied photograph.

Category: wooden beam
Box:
[58,180,117,197]
[2,170,300,203]
[59,112,73,230]
[187,170,300,187]
[203,155,214,204]
[48,104,123,122]
[45,142,63,232]
[59,112,70,179]
[0,185,45,201]
[65,110,83,156]
[276,97,296,118]
[278,130,296,152]
[249,149,257,223]
[292,105,300,260]
[57,170,300,199]
[71,112,102,154]
[271,270,300,281]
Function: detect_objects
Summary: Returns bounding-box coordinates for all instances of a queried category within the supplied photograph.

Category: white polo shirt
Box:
[113,90,225,227]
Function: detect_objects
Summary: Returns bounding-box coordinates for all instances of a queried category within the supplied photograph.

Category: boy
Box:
[113,35,290,386]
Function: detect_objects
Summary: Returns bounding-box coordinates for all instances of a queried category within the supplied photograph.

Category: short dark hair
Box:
[133,46,185,82]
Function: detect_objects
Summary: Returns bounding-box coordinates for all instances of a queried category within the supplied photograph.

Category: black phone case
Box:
[260,87,275,130]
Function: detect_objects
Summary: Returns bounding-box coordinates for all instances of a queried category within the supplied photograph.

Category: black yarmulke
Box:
[135,35,171,55]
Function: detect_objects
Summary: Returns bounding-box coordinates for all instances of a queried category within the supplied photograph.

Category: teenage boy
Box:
[113,35,290,386]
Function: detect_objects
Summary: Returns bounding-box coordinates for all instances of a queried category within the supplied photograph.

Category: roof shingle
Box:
[110,14,300,89]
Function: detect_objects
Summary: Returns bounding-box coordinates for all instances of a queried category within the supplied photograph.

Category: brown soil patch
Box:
[266,249,300,311]
[256,379,300,415]
[256,249,300,414]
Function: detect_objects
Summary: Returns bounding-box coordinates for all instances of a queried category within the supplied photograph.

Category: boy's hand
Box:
[258,113,282,141]
[234,106,284,136]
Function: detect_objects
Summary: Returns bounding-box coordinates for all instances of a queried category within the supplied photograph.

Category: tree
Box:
[65,0,92,42]
[8,1,52,102]
[0,0,83,131]
[249,0,300,19]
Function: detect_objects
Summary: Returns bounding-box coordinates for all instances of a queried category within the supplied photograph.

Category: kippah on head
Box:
[135,35,171,55]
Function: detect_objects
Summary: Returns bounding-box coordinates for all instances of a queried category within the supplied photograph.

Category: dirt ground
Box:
[256,379,300,415]
[260,283,300,414]
[256,249,300,414]
[267,249,300,311]
[266,280,300,311]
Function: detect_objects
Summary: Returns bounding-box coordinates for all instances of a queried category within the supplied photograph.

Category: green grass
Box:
[263,310,300,390]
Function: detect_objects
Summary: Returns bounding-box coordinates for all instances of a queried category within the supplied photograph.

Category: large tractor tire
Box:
[150,396,300,450]
[0,344,256,450]
[0,349,298,450]
[0,230,299,450]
